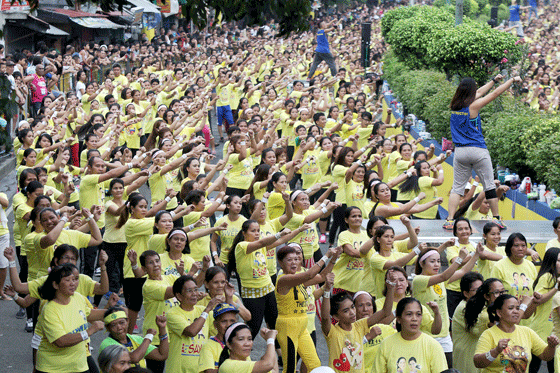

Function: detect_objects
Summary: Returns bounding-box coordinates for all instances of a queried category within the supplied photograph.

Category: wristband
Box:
[81,330,89,341]
[305,188,313,194]
[473,181,480,187]
[200,312,209,320]
[215,198,222,204]
[365,161,372,168]
[413,247,421,256]
[455,257,464,266]
[275,233,282,240]
[266,338,275,346]
[223,169,229,175]
[439,170,444,174]
[438,153,446,160]
[386,280,396,287]
[188,224,196,231]
[486,351,496,362]
[12,293,19,301]
[85,216,92,222]
[360,147,366,153]
[132,264,139,270]
[321,206,328,214]
[55,209,61,214]
[212,252,219,257]
[159,333,168,341]
[320,255,329,264]
[170,211,176,218]
[356,160,363,166]
[406,171,413,177]
[9,261,17,268]
[182,154,188,159]
[413,197,420,203]
[320,202,327,208]
[164,196,171,203]
[322,290,331,298]
[144,333,154,342]
[258,140,264,146]
[519,303,528,312]
[60,216,69,223]
[127,162,133,169]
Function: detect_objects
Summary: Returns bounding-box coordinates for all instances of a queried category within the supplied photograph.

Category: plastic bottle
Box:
[539,184,546,202]
[533,183,538,194]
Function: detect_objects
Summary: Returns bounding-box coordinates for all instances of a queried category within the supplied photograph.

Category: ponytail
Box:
[464,278,501,332]
[226,219,256,280]
[116,193,144,229]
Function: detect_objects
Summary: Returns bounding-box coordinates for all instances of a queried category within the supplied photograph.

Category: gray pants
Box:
[451,146,496,196]
[307,52,337,79]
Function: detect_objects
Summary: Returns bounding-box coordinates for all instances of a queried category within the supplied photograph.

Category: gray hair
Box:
[98,344,127,373]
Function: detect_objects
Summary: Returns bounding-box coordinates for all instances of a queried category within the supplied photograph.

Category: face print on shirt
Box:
[501,345,528,373]
[395,356,422,373]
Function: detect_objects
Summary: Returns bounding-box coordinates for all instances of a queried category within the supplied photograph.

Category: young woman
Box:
[321,270,395,373]
[397,160,444,219]
[369,182,443,220]
[373,297,448,373]
[266,172,289,221]
[328,146,355,245]
[490,233,538,301]
[478,222,507,280]
[445,74,522,230]
[374,266,442,336]
[332,206,371,295]
[412,244,481,368]
[226,219,300,338]
[474,294,559,372]
[359,215,419,298]
[99,307,168,370]
[217,323,279,373]
[35,264,105,373]
[528,247,560,373]
[275,245,340,373]
[211,195,247,267]
[224,134,255,197]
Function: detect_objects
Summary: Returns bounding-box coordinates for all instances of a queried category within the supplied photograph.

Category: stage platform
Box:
[363,219,555,244]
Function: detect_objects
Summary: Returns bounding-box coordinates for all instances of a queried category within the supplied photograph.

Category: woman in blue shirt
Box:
[444,73,522,231]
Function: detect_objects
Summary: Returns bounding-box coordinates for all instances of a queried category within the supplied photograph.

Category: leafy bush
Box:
[526,132,560,191]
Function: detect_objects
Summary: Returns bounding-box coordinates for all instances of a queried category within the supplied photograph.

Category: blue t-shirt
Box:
[509,4,521,22]
[529,0,537,7]
[315,30,330,54]
[450,107,486,149]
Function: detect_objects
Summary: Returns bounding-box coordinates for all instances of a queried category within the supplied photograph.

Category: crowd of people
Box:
[1,2,560,373]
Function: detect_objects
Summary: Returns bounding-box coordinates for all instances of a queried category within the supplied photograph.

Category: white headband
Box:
[224,322,246,343]
[352,291,372,302]
[290,190,305,202]
[169,230,186,239]
[420,250,439,263]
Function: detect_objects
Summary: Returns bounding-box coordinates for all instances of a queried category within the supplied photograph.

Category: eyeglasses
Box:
[489,290,509,296]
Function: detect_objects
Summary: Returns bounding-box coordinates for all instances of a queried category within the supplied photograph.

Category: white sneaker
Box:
[25,318,33,333]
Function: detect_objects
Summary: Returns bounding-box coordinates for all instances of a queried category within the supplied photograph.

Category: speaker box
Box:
[361,22,372,68]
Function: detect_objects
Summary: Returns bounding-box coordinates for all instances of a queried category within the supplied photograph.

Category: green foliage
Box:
[383,5,521,84]
[526,132,560,192]
[0,75,17,152]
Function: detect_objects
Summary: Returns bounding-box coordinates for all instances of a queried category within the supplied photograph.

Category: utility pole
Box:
[455,0,464,25]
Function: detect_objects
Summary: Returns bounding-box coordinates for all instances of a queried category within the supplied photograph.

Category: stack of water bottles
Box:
[499,168,559,209]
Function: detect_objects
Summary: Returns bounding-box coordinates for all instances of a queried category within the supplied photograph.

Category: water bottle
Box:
[539,184,547,202]
[533,183,538,194]
[498,169,506,183]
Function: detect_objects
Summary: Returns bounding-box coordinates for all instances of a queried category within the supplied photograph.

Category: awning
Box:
[45,23,69,36]
[6,14,69,36]
[127,0,161,14]
[70,17,126,29]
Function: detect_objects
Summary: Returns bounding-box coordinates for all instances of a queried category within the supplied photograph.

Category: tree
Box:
[28,0,312,37]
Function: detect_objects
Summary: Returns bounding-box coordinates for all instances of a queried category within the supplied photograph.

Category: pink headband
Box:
[169,230,187,239]
[291,190,304,202]
[224,322,246,342]
[420,250,439,263]
[352,291,372,302]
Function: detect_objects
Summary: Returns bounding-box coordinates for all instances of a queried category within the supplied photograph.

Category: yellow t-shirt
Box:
[218,358,254,373]
[332,164,348,204]
[346,179,366,216]
[475,325,547,373]
[198,338,223,373]
[149,170,179,209]
[360,239,408,295]
[226,151,253,190]
[0,192,9,237]
[100,334,156,369]
[215,214,247,265]
[366,251,415,299]
[142,275,179,338]
[530,272,555,340]
[478,245,506,280]
[373,332,448,373]
[452,299,490,373]
[412,275,450,339]
[29,273,96,300]
[235,241,271,289]
[301,150,322,190]
[103,200,126,243]
[260,218,285,276]
[363,324,396,372]
[490,258,537,299]
[546,238,560,251]
[167,305,209,373]
[31,230,91,279]
[123,217,155,279]
[333,230,369,293]
[147,234,167,255]
[79,174,106,228]
[159,252,196,277]
[183,210,211,262]
[374,297,435,333]
[445,242,477,293]
[326,318,369,373]
[266,191,286,221]
[275,273,309,318]
[413,176,439,219]
[36,292,91,373]
[285,209,320,260]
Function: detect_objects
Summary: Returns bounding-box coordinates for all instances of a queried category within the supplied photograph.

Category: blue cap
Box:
[213,303,239,318]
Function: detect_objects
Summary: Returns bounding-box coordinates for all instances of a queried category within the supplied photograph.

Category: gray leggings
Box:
[451,146,495,196]
[307,52,337,79]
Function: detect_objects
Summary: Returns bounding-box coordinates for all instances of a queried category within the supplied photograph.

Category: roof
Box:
[46,8,107,18]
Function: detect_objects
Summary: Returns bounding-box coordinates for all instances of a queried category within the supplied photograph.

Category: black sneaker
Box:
[25,318,33,333]
[16,307,26,319]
